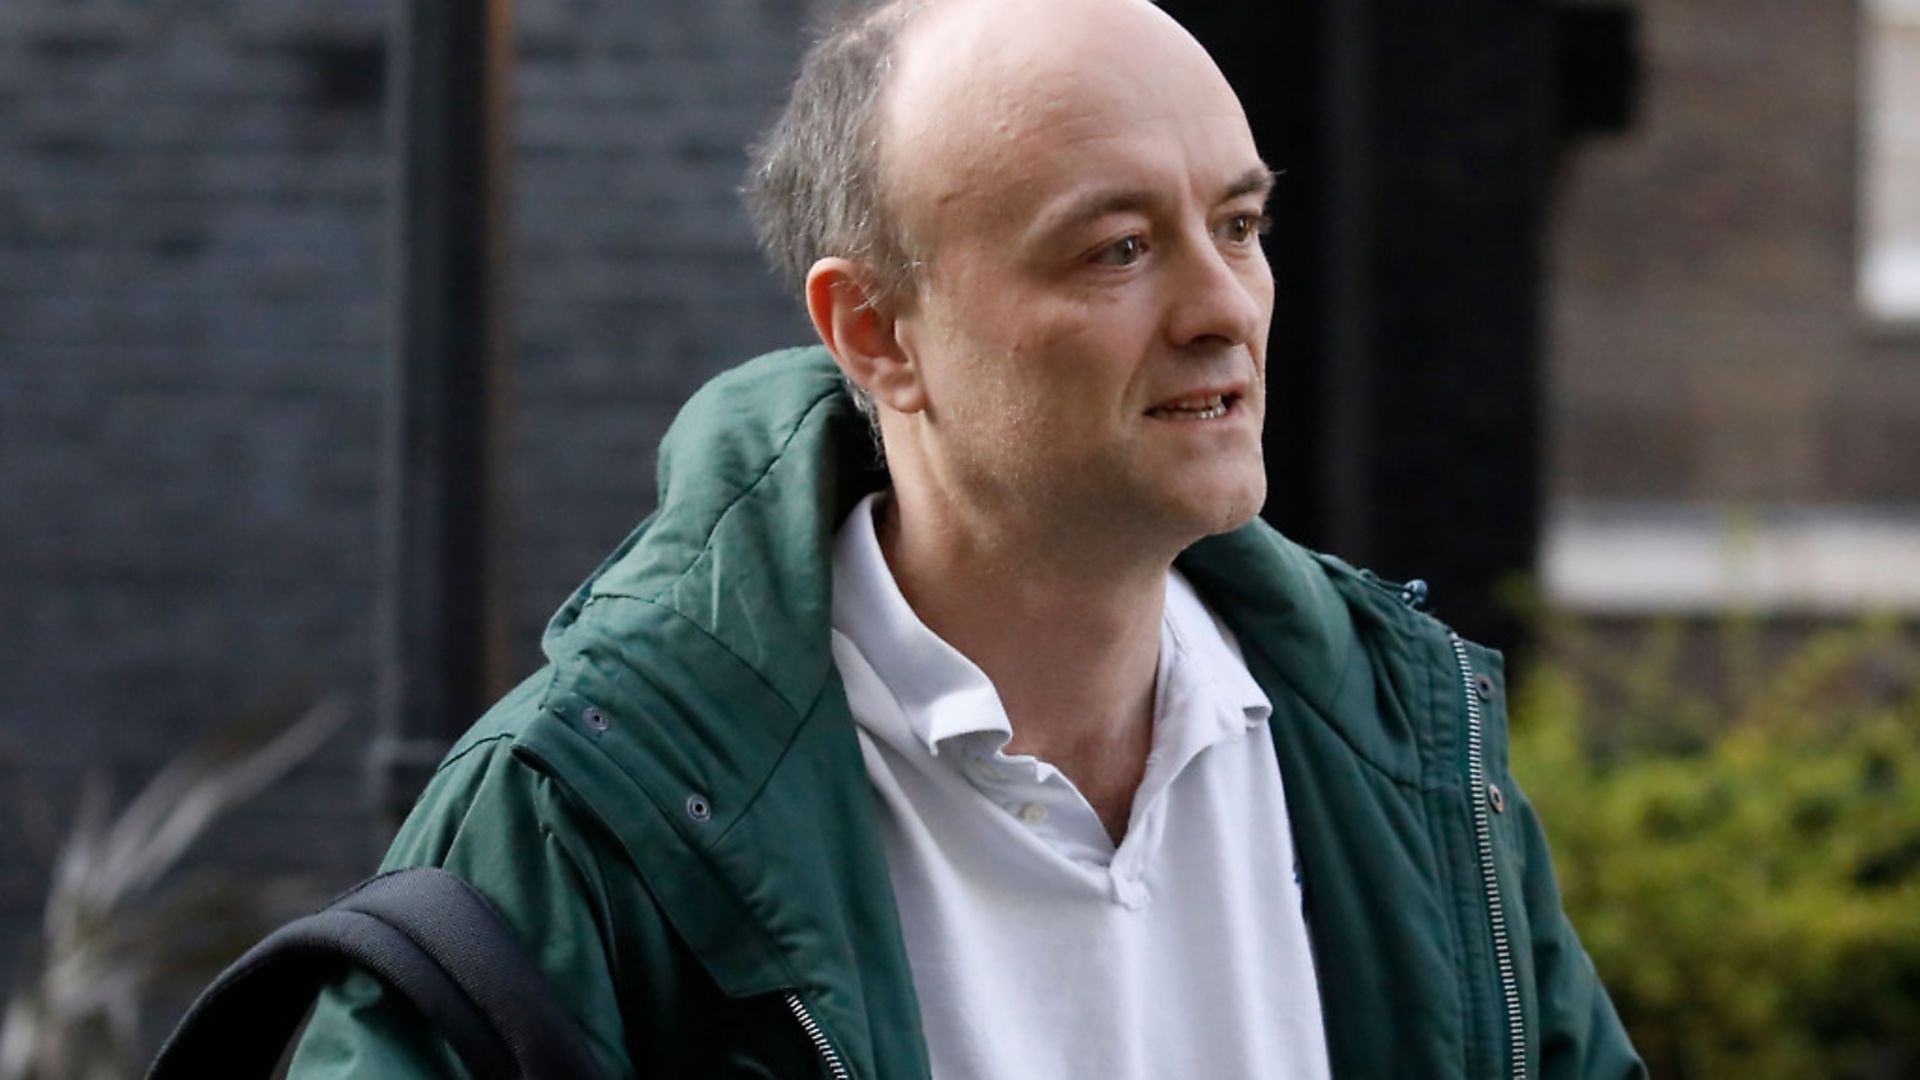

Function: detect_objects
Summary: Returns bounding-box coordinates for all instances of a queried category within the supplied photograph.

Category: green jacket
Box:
[290,347,1644,1079]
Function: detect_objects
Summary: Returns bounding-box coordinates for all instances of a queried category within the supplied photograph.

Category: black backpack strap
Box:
[149,867,608,1080]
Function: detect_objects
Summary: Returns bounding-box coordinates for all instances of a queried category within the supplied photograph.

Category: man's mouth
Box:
[1146,393,1237,421]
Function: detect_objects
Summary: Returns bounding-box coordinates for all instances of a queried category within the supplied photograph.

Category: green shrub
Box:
[1512,618,1920,1080]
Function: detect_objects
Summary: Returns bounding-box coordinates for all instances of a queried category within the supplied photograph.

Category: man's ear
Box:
[805,257,929,414]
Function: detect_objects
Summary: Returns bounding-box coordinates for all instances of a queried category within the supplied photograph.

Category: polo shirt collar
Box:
[831,492,1011,755]
[1161,564,1274,735]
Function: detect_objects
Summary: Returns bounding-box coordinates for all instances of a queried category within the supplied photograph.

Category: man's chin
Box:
[1169,472,1267,543]
[1203,493,1265,538]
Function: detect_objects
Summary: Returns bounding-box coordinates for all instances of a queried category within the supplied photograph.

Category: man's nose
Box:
[1165,237,1268,349]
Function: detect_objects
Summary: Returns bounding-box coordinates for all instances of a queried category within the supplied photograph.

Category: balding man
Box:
[290,0,1644,1076]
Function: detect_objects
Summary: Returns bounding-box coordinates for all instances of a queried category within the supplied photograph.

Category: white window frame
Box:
[1542,502,1920,614]
[1862,0,1920,324]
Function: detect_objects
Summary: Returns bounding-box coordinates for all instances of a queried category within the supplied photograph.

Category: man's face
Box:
[879,0,1274,553]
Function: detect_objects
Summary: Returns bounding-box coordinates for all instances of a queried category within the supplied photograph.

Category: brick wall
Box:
[0,0,816,1012]
[1549,0,1920,503]
[508,0,814,666]
[0,0,392,1002]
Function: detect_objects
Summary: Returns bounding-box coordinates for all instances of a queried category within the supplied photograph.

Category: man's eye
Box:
[1218,212,1272,244]
[1092,235,1146,266]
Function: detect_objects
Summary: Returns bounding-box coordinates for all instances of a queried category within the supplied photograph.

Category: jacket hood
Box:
[548,346,884,717]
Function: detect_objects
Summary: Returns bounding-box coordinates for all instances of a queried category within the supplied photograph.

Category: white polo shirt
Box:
[829,493,1331,1080]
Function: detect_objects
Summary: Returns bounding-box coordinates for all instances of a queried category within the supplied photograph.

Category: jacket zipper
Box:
[782,991,851,1080]
[1449,633,1527,1080]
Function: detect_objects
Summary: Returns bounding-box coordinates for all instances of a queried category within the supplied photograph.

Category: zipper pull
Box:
[1398,578,1430,611]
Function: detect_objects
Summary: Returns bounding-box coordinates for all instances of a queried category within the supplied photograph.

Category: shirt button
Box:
[1114,877,1149,909]
[969,760,1001,783]
[1018,801,1048,826]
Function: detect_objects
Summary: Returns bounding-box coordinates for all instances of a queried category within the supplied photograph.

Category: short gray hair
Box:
[743,0,935,430]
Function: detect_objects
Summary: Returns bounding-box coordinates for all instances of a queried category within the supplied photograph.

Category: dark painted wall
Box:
[1169,0,1556,648]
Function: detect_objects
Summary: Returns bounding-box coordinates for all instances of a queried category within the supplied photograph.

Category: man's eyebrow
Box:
[1034,164,1280,241]
[1222,165,1279,205]
[1033,187,1160,240]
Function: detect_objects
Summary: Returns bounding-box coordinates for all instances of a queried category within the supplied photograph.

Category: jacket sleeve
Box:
[285,734,635,1079]
[1511,780,1648,1080]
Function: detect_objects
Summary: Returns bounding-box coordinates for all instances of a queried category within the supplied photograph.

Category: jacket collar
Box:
[552,346,1377,726]
[521,346,1436,1078]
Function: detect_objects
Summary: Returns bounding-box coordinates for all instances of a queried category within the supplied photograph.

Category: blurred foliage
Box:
[0,701,346,1080]
[1512,614,1920,1079]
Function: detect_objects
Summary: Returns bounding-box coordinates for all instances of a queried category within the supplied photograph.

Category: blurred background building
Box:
[2,0,1916,1069]
[1545,0,1920,613]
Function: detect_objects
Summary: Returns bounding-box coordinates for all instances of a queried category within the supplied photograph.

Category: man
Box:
[292,0,1644,1076]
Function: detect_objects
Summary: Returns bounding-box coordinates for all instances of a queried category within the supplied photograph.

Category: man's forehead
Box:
[886,0,1213,127]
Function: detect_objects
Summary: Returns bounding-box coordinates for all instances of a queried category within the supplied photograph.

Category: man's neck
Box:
[875,492,1173,839]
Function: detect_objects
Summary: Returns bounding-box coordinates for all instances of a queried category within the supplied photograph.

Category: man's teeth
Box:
[1153,395,1229,420]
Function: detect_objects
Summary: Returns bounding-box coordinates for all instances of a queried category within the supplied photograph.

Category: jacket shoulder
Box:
[290,670,659,1079]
